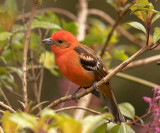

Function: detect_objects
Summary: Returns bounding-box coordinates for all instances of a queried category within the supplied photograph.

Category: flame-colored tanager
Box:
[42,30,125,122]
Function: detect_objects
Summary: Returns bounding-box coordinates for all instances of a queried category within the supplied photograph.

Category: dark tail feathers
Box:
[104,90,125,123]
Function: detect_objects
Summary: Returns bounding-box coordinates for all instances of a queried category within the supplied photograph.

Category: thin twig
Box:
[0,126,4,133]
[38,64,44,109]
[0,88,11,107]
[123,54,160,71]
[0,102,15,113]
[37,43,153,116]
[55,106,101,115]
[100,1,135,57]
[0,110,4,114]
[16,8,76,21]
[30,50,39,104]
[115,72,160,88]
[22,0,39,109]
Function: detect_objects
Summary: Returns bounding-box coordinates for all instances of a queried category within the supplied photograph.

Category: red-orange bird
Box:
[42,30,125,122]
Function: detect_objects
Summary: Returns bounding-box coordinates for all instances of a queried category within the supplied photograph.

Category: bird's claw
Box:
[93,81,99,91]
[72,94,79,103]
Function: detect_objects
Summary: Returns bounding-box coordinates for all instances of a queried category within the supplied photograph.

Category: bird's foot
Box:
[72,93,79,103]
[71,87,81,103]
[93,81,99,91]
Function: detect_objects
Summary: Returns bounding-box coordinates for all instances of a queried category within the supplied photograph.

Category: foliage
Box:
[129,0,160,46]
[2,104,136,133]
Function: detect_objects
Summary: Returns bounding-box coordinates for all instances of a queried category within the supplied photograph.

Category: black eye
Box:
[58,40,63,43]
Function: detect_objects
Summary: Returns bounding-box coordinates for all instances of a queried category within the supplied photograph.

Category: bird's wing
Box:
[74,44,110,83]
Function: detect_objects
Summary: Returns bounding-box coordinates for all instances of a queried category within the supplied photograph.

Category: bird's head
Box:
[42,30,78,56]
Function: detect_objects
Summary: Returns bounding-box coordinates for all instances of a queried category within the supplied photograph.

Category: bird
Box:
[42,30,125,122]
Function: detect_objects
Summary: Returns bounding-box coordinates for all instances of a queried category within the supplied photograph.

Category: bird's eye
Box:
[58,40,63,43]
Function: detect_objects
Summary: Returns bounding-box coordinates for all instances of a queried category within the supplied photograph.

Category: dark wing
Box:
[74,45,109,82]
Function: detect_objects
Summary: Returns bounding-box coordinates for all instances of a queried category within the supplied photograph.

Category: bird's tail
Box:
[99,84,125,123]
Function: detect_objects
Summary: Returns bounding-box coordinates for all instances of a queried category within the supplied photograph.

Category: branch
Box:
[37,43,153,116]
[22,0,39,108]
[16,8,77,21]
[100,1,135,57]
[88,9,144,47]
[123,55,160,71]
[115,72,160,88]
[76,0,88,41]
[30,50,39,104]
[0,102,15,113]
[55,106,101,115]
[0,88,11,107]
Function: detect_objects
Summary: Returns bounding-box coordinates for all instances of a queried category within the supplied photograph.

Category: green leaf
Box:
[0,32,12,41]
[153,27,160,44]
[6,67,22,79]
[40,109,55,118]
[55,114,82,133]
[81,114,106,133]
[48,128,57,133]
[9,112,38,131]
[113,49,129,61]
[118,123,135,133]
[39,51,60,76]
[31,19,61,30]
[128,22,146,34]
[39,51,55,69]
[151,14,160,24]
[0,56,7,64]
[30,101,49,113]
[119,103,135,119]
[93,123,107,133]
[81,19,117,46]
[131,7,160,16]
[2,111,18,133]
[109,124,120,133]
[130,5,146,22]
[0,67,7,75]
[3,0,17,17]
[0,0,17,31]
[137,0,149,6]
[36,12,60,26]
[106,0,116,8]
[130,0,154,22]
[61,19,77,35]
[30,32,40,51]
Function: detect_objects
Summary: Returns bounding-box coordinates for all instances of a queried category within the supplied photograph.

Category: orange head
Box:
[42,30,79,56]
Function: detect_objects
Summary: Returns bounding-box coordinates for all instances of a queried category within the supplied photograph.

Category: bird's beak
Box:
[42,38,56,45]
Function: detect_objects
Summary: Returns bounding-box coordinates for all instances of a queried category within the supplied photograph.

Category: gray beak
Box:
[42,38,55,45]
